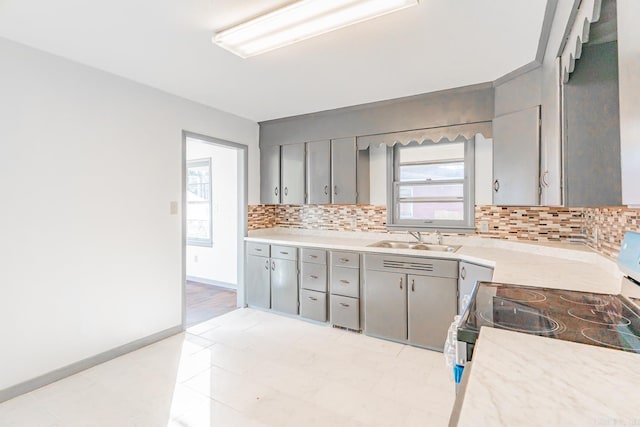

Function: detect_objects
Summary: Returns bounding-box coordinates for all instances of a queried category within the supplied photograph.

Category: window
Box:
[389,140,475,231]
[187,158,213,246]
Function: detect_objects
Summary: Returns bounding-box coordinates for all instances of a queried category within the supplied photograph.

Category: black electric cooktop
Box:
[457,282,640,354]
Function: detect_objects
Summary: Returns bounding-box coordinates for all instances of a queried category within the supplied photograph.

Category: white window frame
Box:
[186,158,213,247]
[387,139,475,232]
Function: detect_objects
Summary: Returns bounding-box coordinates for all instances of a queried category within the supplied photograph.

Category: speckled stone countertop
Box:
[454,327,640,427]
[246,228,621,294]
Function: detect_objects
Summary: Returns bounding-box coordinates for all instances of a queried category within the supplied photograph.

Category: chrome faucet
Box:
[408,231,423,243]
[435,230,443,245]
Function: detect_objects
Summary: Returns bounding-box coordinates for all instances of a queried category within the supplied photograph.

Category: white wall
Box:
[0,37,258,391]
[617,0,640,207]
[186,139,238,286]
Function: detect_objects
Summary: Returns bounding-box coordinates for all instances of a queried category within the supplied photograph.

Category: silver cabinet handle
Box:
[340,302,350,308]
[308,296,318,301]
[339,279,350,284]
[255,248,262,252]
[339,258,349,263]
[399,277,403,290]
[280,251,288,255]
[310,254,318,258]
[310,275,319,279]
[264,259,269,270]
[411,279,415,292]
[461,266,467,280]
[493,179,500,192]
[274,187,278,196]
[284,187,288,196]
[271,261,275,271]
[324,185,328,195]
[334,185,338,195]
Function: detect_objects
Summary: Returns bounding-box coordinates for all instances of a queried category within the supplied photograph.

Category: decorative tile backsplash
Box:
[274,205,387,232]
[248,205,276,230]
[583,207,640,258]
[247,204,640,259]
[474,206,584,241]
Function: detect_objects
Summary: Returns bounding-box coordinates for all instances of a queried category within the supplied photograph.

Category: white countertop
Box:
[455,327,640,427]
[246,228,622,294]
[246,228,638,424]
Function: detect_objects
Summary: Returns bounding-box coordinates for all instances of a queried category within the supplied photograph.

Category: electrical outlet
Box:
[194,255,198,263]
[478,221,489,233]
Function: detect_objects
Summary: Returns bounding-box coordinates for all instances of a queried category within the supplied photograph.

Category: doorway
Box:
[182,131,247,328]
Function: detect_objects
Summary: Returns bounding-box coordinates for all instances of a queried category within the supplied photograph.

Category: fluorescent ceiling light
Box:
[213,0,419,58]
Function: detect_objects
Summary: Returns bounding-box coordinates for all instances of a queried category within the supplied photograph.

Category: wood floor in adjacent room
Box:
[186,280,237,327]
[0,309,454,426]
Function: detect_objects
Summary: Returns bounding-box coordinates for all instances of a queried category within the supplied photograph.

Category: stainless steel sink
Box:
[368,240,461,253]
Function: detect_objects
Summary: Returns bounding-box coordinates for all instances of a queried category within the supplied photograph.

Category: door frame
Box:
[181,130,248,330]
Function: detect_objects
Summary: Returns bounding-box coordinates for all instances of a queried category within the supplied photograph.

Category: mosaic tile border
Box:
[247,204,640,259]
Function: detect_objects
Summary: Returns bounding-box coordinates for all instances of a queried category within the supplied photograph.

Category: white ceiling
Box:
[0,0,548,122]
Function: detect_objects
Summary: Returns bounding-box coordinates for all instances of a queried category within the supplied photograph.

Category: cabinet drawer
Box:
[300,248,326,265]
[331,251,359,269]
[331,295,360,330]
[300,289,327,323]
[271,245,297,261]
[330,266,359,298]
[246,242,269,257]
[301,262,327,292]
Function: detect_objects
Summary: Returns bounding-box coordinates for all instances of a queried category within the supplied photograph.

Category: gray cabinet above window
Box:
[492,106,541,206]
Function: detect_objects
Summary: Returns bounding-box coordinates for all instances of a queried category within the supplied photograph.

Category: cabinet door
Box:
[364,270,407,341]
[458,262,494,314]
[271,258,299,314]
[331,137,357,204]
[306,140,331,204]
[281,144,306,205]
[246,255,270,309]
[493,106,540,205]
[260,145,280,204]
[408,275,457,351]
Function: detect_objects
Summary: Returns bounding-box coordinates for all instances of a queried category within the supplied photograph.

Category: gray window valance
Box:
[356,121,492,149]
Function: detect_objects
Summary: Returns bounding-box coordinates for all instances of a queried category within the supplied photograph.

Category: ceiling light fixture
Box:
[212,0,419,58]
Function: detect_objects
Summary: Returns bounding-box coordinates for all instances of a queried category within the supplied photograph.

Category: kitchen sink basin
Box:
[368,240,461,253]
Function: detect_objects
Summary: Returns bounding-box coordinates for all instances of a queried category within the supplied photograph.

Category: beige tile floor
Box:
[0,308,455,427]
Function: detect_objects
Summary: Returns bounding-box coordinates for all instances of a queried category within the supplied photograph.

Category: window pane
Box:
[398,183,464,199]
[398,142,464,163]
[187,183,210,201]
[187,202,211,240]
[398,202,464,221]
[399,162,464,181]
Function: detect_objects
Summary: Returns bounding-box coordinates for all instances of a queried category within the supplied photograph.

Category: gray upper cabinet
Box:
[331,137,357,204]
[260,145,280,204]
[492,106,541,205]
[306,140,331,204]
[281,144,306,205]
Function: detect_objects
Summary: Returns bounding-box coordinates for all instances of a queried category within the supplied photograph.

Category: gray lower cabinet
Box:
[260,145,280,204]
[271,258,298,314]
[299,248,328,322]
[281,144,305,205]
[458,262,494,314]
[300,289,327,322]
[364,270,408,341]
[329,251,361,330]
[408,274,457,351]
[247,254,271,309]
[330,294,359,330]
